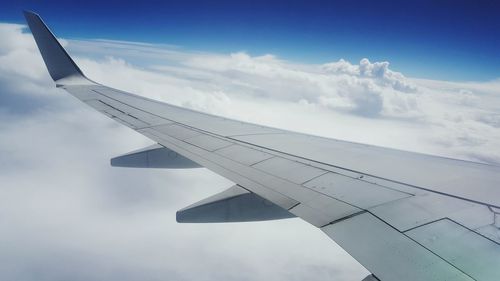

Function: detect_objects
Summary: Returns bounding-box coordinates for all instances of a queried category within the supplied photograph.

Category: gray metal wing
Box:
[24,11,500,281]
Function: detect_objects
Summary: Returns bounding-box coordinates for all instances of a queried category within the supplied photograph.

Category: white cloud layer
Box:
[1,22,500,281]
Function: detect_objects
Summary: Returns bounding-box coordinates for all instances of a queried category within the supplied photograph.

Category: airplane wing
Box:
[24,11,500,281]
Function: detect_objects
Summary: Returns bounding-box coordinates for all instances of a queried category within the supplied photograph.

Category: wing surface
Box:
[24,11,500,281]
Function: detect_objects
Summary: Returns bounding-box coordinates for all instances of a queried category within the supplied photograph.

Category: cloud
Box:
[0,24,62,115]
[323,58,418,93]
[65,36,500,163]
[158,51,420,118]
[1,21,500,281]
[0,23,369,281]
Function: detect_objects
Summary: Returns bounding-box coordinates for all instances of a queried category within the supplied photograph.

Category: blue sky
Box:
[1,0,499,81]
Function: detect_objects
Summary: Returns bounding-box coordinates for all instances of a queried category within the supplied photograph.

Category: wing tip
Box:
[23,10,88,83]
[23,10,39,17]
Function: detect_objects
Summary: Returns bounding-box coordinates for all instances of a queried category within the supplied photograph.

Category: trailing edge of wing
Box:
[23,11,87,82]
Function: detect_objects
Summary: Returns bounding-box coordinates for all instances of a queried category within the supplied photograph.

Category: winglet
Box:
[23,11,86,82]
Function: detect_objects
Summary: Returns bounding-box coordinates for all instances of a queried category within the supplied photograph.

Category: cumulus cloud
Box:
[1,21,500,281]
[324,58,417,93]
[166,51,421,117]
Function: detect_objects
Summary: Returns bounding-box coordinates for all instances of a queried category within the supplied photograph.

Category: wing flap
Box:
[215,144,273,166]
[252,156,328,185]
[407,219,500,281]
[370,193,478,232]
[303,172,412,209]
[322,213,474,281]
